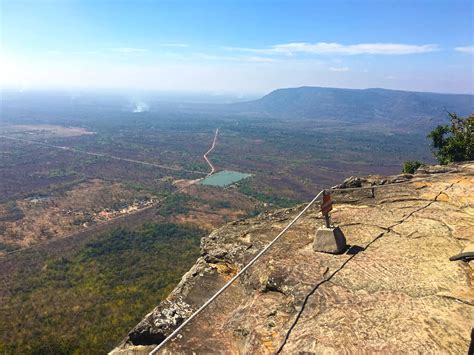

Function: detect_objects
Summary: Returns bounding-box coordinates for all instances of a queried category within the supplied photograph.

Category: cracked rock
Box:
[112,162,474,355]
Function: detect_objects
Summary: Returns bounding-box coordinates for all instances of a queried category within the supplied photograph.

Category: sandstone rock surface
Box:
[113,162,474,354]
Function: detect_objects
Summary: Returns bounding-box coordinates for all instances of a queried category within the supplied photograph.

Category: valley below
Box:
[0,87,472,353]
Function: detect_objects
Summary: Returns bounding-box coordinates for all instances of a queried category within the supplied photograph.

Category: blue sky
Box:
[1,0,473,94]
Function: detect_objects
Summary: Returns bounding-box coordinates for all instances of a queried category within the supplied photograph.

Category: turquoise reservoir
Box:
[200,170,252,187]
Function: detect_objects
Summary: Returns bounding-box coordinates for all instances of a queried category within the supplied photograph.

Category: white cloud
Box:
[74,50,98,55]
[242,56,276,63]
[455,45,474,53]
[329,66,350,72]
[194,52,275,63]
[225,42,438,55]
[109,47,148,53]
[2,45,471,95]
[161,43,189,48]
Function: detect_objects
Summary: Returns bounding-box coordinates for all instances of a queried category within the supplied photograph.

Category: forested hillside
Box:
[0,223,205,354]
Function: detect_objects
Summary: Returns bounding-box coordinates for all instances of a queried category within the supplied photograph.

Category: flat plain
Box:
[0,88,453,353]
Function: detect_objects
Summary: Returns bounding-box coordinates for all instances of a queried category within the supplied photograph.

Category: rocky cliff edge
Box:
[112,162,474,354]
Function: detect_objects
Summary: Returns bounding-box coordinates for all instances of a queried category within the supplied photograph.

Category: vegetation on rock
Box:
[402,160,423,174]
[428,113,473,164]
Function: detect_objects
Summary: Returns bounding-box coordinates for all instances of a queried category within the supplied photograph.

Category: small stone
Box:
[313,226,347,254]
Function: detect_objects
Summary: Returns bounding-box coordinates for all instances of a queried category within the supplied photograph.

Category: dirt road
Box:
[0,135,207,175]
[203,128,219,177]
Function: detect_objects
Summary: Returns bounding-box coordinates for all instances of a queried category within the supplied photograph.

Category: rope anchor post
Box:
[313,190,347,254]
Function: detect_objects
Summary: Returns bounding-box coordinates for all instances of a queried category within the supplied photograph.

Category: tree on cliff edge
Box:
[428,112,473,164]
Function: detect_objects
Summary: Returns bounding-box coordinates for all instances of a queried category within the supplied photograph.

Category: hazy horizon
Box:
[2,84,474,100]
[1,0,473,94]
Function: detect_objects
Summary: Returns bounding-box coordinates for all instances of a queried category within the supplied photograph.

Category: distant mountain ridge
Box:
[232,86,474,130]
[1,87,472,132]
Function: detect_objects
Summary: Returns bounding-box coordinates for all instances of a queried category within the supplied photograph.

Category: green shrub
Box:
[402,160,423,174]
[427,113,473,164]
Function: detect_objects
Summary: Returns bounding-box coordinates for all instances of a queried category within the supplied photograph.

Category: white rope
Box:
[149,189,325,354]
[3,130,460,351]
[149,167,462,353]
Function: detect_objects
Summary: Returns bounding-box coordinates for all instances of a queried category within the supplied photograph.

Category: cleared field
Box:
[200,170,252,187]
[3,124,95,137]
